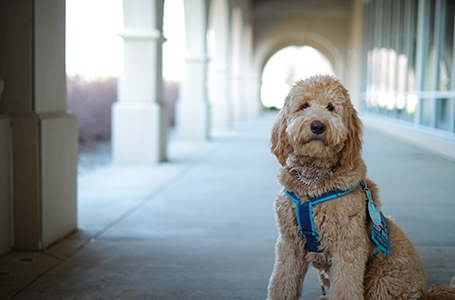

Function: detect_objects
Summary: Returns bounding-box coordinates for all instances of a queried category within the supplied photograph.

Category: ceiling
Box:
[251,0,353,19]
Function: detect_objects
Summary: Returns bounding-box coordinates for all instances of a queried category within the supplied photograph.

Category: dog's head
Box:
[270,75,363,170]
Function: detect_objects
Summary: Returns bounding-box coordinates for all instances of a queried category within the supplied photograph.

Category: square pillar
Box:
[113,0,167,163]
[208,63,232,128]
[176,55,210,140]
[0,115,12,256]
[112,102,166,163]
[175,0,210,140]
[0,0,78,251]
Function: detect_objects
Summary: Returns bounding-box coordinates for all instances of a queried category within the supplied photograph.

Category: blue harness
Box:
[285,181,390,255]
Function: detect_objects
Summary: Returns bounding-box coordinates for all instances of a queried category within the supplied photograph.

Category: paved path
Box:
[1,111,454,299]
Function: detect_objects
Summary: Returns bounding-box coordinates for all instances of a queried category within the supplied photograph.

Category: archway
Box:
[260,45,334,109]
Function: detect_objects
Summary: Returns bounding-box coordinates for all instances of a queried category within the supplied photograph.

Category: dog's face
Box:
[270,75,362,170]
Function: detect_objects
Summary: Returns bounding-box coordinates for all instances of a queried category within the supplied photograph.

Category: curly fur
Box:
[267,75,455,300]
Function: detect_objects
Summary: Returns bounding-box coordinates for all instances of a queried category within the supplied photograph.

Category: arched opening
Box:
[260,45,334,109]
[163,0,186,127]
[66,0,123,172]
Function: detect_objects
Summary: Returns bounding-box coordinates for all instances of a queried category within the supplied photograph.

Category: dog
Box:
[267,75,455,300]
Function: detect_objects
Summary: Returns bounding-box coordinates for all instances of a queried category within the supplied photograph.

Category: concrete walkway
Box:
[1,111,454,300]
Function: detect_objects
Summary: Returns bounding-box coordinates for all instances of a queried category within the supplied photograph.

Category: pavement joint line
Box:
[8,254,62,300]
[4,114,455,299]
[7,140,226,300]
[407,162,455,195]
[427,177,455,195]
[89,143,225,241]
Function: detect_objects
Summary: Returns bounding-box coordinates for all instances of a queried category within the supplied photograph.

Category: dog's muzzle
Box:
[310,121,326,135]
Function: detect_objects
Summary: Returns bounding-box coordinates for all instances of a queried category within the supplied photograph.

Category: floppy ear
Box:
[340,108,363,170]
[270,107,292,166]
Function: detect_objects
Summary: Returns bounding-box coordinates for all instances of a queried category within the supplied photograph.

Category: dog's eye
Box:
[301,103,310,110]
[326,104,335,112]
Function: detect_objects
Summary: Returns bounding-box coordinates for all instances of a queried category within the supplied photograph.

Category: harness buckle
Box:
[300,230,319,238]
[361,180,370,193]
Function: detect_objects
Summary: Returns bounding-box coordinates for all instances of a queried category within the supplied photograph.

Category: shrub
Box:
[67,75,117,144]
[163,80,179,126]
[67,75,179,144]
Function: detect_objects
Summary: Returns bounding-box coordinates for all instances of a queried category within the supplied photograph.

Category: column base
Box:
[245,79,263,120]
[175,101,210,140]
[112,102,166,164]
[211,103,232,128]
[230,75,245,124]
[11,112,78,250]
[40,113,78,249]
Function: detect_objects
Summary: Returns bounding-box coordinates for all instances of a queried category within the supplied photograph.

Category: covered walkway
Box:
[1,112,455,299]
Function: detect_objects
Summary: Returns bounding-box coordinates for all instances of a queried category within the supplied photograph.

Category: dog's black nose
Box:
[310,121,326,134]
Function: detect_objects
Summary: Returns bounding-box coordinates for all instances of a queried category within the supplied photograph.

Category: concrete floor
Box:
[1,111,454,300]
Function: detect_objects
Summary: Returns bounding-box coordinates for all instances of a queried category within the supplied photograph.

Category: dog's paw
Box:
[317,296,328,300]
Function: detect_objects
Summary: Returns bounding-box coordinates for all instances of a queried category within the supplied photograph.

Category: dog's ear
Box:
[270,107,292,166]
[340,108,363,170]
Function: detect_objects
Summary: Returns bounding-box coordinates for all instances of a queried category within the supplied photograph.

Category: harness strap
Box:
[285,183,360,252]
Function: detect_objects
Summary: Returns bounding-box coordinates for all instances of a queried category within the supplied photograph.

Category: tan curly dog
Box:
[267,75,455,300]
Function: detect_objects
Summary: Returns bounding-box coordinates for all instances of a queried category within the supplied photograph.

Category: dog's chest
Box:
[276,190,365,250]
[307,251,332,271]
[276,196,334,264]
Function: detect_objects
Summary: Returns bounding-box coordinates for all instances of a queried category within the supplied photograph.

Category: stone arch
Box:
[255,32,345,84]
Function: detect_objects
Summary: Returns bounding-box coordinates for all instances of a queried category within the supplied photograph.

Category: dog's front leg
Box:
[267,235,309,300]
[327,239,369,300]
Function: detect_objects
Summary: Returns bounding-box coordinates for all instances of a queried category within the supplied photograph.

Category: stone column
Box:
[245,71,263,120]
[346,0,364,110]
[230,8,245,124]
[209,63,231,128]
[208,0,231,128]
[243,24,262,120]
[175,0,210,140]
[0,114,12,256]
[112,0,167,163]
[0,0,78,250]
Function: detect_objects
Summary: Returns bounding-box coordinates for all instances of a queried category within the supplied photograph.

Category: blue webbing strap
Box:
[285,182,360,253]
[285,190,322,252]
